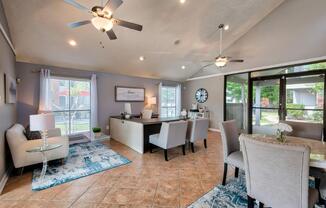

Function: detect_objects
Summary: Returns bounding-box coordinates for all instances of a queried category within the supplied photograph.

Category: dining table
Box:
[243,134,326,169]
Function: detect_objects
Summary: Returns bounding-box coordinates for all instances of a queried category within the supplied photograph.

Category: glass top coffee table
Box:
[26,144,62,181]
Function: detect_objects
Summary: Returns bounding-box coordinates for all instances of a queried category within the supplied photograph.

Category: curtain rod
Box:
[31,69,92,80]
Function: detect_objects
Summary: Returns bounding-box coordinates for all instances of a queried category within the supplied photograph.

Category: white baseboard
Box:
[208,128,220,132]
[0,165,13,194]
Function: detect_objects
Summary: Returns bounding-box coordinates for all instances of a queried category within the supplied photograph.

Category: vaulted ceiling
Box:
[2,0,284,81]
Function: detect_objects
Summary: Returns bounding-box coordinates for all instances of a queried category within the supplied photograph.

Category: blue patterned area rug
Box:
[188,174,317,208]
[32,142,131,191]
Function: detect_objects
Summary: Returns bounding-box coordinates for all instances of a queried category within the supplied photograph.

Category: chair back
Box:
[142,109,153,119]
[188,118,209,142]
[6,124,27,149]
[240,134,310,208]
[159,121,188,149]
[281,120,323,141]
[220,120,240,160]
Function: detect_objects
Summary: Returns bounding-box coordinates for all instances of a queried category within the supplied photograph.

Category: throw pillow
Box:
[25,125,42,140]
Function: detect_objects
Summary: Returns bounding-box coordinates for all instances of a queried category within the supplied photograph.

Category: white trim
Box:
[0,165,13,194]
[209,128,220,132]
[0,21,16,55]
[186,56,326,81]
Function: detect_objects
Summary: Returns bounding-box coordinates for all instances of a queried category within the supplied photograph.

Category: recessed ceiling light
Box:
[180,0,186,4]
[68,40,77,46]
[139,56,145,61]
[181,65,186,69]
[224,25,229,31]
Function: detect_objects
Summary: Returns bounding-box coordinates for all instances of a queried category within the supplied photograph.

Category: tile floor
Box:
[0,131,235,208]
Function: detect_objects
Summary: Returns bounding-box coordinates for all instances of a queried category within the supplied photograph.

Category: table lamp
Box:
[148,97,157,110]
[30,113,55,147]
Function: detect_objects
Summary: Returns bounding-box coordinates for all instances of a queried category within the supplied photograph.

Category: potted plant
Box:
[92,127,102,137]
[274,123,292,143]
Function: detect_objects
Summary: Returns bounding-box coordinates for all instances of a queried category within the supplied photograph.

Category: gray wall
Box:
[182,76,224,129]
[16,62,179,133]
[0,0,16,188]
[192,0,326,78]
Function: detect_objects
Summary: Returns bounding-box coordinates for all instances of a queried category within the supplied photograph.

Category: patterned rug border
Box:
[32,142,132,191]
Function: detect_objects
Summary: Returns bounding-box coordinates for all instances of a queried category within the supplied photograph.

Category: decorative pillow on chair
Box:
[24,125,42,140]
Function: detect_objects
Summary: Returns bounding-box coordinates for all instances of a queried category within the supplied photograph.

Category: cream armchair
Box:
[6,124,69,169]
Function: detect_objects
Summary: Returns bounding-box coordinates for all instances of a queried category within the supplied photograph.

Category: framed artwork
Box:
[4,73,17,104]
[115,86,145,102]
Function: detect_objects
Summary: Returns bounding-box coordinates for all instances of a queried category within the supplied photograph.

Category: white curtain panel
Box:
[39,69,51,112]
[158,82,163,115]
[176,84,182,116]
[91,74,98,128]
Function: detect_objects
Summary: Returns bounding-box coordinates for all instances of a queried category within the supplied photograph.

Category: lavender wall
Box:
[16,62,180,133]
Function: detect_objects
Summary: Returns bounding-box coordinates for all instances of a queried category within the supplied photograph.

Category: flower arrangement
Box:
[273,123,293,143]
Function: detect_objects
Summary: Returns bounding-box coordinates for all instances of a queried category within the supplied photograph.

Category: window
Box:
[49,77,91,135]
[160,86,177,117]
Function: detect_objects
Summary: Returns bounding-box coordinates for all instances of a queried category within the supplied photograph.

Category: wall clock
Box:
[195,88,208,103]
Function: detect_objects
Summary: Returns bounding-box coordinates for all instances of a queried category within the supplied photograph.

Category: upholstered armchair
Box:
[220,120,244,185]
[240,134,318,208]
[186,118,209,153]
[149,121,188,161]
[6,124,69,170]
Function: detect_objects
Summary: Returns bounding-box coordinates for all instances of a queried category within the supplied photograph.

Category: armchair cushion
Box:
[24,125,42,140]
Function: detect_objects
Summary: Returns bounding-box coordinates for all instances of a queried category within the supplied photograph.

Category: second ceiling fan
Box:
[200,24,244,70]
[65,0,143,40]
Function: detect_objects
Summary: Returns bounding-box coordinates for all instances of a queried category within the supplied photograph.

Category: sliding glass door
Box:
[249,72,325,135]
[251,78,282,134]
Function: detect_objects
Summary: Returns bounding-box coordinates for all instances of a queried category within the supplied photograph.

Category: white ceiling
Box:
[3,0,284,81]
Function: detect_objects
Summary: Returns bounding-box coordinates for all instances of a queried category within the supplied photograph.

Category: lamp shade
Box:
[30,113,55,131]
[148,97,157,105]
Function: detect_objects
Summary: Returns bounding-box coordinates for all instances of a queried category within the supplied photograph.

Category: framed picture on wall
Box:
[115,86,145,102]
[4,73,17,104]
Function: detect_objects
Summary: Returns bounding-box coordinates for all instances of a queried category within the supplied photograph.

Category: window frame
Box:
[160,86,177,118]
[50,76,91,136]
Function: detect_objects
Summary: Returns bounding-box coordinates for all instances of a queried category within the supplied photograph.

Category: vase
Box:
[276,130,286,143]
[94,132,102,138]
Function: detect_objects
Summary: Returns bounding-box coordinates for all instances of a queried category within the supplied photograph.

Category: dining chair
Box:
[240,134,319,208]
[142,109,153,119]
[281,120,323,141]
[149,120,188,161]
[220,120,244,185]
[186,118,209,153]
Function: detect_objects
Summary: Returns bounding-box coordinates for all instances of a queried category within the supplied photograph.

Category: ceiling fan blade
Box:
[64,0,90,12]
[199,63,215,71]
[106,29,117,40]
[103,0,123,13]
[229,59,244,63]
[67,20,91,28]
[114,19,143,31]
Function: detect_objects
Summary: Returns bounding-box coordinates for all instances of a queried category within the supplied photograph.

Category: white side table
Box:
[26,144,62,181]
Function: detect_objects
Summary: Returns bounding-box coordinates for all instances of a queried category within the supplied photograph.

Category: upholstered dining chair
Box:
[220,120,244,185]
[142,109,153,119]
[149,120,188,161]
[240,134,319,208]
[186,118,209,153]
[281,120,323,141]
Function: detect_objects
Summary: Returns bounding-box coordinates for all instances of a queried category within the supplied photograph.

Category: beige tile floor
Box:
[0,132,235,208]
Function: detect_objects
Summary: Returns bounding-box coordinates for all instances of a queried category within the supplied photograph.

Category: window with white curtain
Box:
[160,86,177,117]
[49,77,91,135]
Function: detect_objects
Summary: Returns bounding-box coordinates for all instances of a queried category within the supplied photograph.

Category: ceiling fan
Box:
[64,0,143,40]
[200,24,244,70]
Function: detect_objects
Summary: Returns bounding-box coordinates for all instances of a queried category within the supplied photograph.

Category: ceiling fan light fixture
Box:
[91,17,113,32]
[215,57,227,67]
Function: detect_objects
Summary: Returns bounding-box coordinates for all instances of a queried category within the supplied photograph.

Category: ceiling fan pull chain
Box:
[219,28,223,56]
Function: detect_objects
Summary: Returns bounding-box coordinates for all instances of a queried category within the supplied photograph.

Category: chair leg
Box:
[247,195,255,208]
[259,202,264,208]
[222,163,228,185]
[182,145,186,155]
[204,139,207,148]
[191,143,195,153]
[149,143,153,153]
[164,149,168,161]
[315,178,322,203]
[235,167,239,178]
[20,167,24,176]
